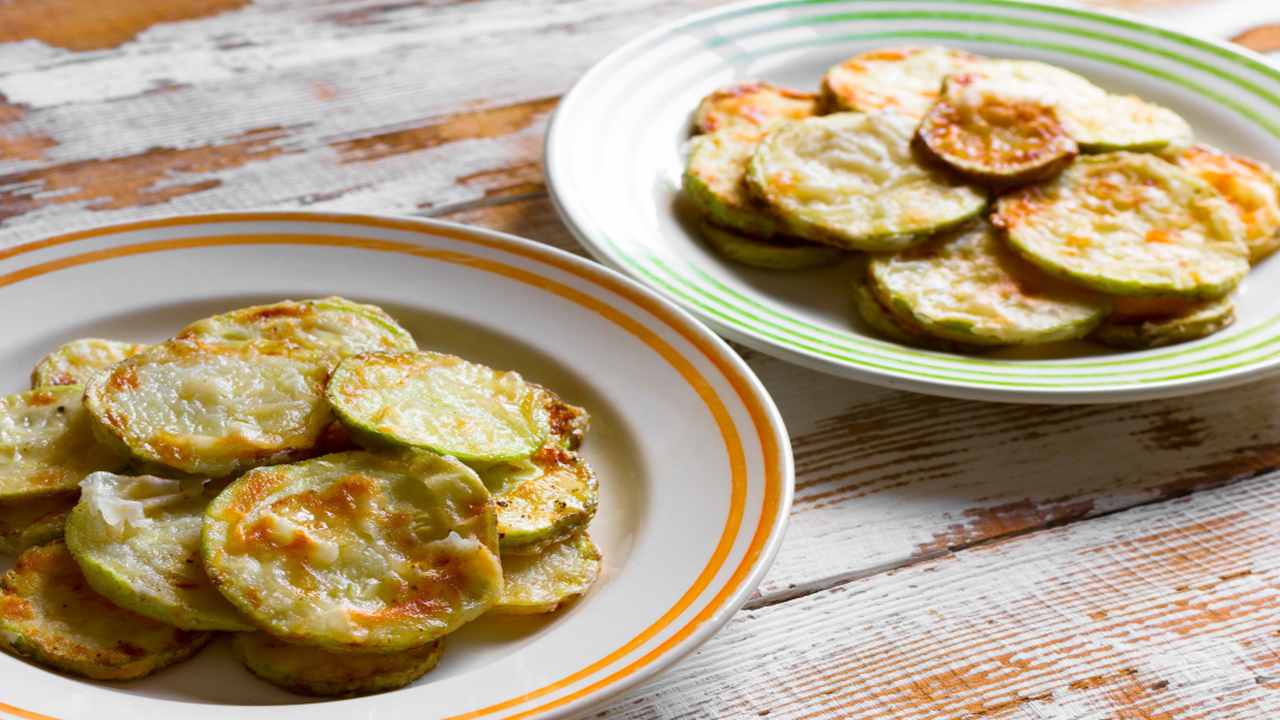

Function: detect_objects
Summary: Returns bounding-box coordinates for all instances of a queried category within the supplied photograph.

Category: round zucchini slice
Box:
[65,472,253,631]
[0,541,212,680]
[869,222,1109,345]
[203,450,502,652]
[30,339,148,388]
[1061,93,1192,153]
[693,82,817,135]
[1176,144,1280,262]
[176,296,416,362]
[328,350,551,464]
[83,340,333,478]
[684,129,785,238]
[853,275,972,352]
[476,443,598,555]
[994,152,1249,299]
[0,386,126,501]
[493,532,601,615]
[746,112,988,251]
[917,72,1077,186]
[1094,296,1235,349]
[820,45,984,119]
[233,633,444,697]
[0,492,77,555]
[699,221,844,270]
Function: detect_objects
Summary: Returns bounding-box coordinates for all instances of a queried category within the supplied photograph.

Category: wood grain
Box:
[0,0,250,51]
[593,475,1280,719]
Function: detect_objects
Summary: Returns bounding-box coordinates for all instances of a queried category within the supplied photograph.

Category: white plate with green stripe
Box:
[545,0,1280,404]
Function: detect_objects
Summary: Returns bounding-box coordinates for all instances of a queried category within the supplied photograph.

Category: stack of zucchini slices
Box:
[0,297,600,696]
[683,45,1280,350]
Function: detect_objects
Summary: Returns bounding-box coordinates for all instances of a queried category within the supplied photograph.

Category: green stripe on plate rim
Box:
[567,3,1280,388]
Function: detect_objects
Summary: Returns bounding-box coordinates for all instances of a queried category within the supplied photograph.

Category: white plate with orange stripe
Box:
[0,212,792,720]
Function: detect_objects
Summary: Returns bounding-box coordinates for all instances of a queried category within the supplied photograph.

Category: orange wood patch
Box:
[1233,24,1280,54]
[0,126,291,219]
[0,0,251,51]
[331,97,558,164]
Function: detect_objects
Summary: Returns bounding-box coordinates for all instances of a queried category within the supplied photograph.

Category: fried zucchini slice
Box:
[995,152,1249,299]
[0,386,126,501]
[541,387,589,451]
[746,112,987,251]
[820,45,984,119]
[0,492,77,555]
[684,129,786,238]
[30,339,148,388]
[65,472,253,631]
[1176,144,1280,262]
[869,222,1108,345]
[493,532,601,615]
[693,82,817,135]
[0,541,211,680]
[328,350,551,464]
[84,340,333,477]
[232,633,443,697]
[699,221,843,270]
[917,72,1077,185]
[176,296,416,362]
[1062,93,1192,153]
[852,274,973,352]
[1094,296,1235,349]
[476,443,598,555]
[203,450,502,651]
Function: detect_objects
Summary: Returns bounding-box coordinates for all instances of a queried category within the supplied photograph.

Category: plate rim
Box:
[543,0,1280,404]
[0,210,795,720]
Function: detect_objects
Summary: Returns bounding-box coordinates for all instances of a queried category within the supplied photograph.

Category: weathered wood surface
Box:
[596,476,1280,719]
[1,1,1279,717]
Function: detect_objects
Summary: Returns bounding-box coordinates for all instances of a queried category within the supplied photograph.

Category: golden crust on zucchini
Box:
[203,450,502,652]
[31,339,148,388]
[917,72,1077,186]
[694,82,817,135]
[0,541,211,680]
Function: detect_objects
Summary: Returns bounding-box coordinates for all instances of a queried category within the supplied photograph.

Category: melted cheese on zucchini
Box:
[493,532,601,615]
[869,222,1108,345]
[0,386,125,500]
[30,339,148,388]
[84,340,332,477]
[327,350,550,463]
[1177,144,1280,262]
[203,450,501,651]
[820,45,984,119]
[694,82,817,134]
[995,152,1249,298]
[746,112,987,250]
[65,472,252,631]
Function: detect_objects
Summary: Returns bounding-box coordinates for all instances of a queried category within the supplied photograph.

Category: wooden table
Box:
[3,1,1280,717]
